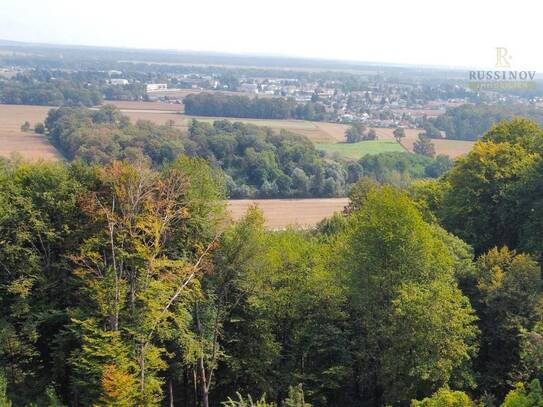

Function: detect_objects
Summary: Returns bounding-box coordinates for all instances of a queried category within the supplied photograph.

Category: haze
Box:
[1,0,542,70]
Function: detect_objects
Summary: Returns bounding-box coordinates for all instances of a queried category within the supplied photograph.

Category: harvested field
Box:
[107,101,348,142]
[121,110,345,142]
[0,104,51,130]
[0,104,62,161]
[105,100,183,112]
[372,127,475,158]
[0,132,63,161]
[228,198,349,229]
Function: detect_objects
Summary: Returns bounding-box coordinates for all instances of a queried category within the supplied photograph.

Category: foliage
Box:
[184,93,330,121]
[284,384,312,407]
[429,104,543,140]
[0,375,12,407]
[411,387,479,407]
[501,380,543,407]
[393,127,406,143]
[345,123,367,143]
[413,133,436,158]
[222,393,276,407]
[4,118,543,406]
[356,151,446,186]
[45,106,349,198]
[442,140,536,254]
[468,247,543,398]
[338,187,478,405]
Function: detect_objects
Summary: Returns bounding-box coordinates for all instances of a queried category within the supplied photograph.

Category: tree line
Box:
[183,93,331,121]
[426,104,543,141]
[0,70,146,107]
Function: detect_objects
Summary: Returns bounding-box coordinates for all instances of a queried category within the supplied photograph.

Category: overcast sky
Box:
[1,0,541,70]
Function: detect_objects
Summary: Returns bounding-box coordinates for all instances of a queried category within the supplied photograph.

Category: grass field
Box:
[228,198,349,229]
[315,140,405,159]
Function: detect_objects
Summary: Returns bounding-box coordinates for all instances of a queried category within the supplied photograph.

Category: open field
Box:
[402,136,475,158]
[373,127,475,158]
[120,110,346,142]
[0,104,62,161]
[107,101,350,142]
[315,140,404,159]
[228,198,349,229]
[0,104,474,161]
[0,131,63,161]
[105,100,184,112]
[0,103,347,143]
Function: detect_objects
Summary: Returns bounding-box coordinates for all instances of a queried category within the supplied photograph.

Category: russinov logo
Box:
[468,48,537,90]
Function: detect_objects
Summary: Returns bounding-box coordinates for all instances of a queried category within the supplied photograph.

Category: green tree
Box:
[393,127,406,144]
[467,247,542,398]
[414,133,436,158]
[340,187,478,405]
[34,122,45,134]
[345,123,366,143]
[0,162,95,404]
[345,176,379,214]
[365,128,377,141]
[222,393,276,407]
[0,375,12,407]
[284,384,312,407]
[501,380,543,407]
[411,387,479,407]
[69,160,225,405]
[442,141,536,254]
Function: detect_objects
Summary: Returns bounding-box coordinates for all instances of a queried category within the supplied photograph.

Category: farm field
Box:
[228,198,349,229]
[373,127,475,158]
[0,104,474,161]
[315,140,404,159]
[120,111,346,142]
[0,104,348,160]
[0,104,62,161]
[106,100,349,142]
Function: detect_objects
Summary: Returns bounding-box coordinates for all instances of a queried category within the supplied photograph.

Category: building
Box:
[109,78,129,86]
[146,83,168,92]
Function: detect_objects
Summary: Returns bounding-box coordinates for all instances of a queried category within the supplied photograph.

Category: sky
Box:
[1,0,542,70]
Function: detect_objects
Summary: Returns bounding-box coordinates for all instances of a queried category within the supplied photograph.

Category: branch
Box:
[146,234,220,342]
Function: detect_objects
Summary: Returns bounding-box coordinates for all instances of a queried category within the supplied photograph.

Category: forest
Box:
[2,117,543,406]
[45,105,449,198]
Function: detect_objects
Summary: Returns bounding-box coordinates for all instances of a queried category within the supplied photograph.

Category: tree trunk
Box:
[140,343,145,394]
[169,378,174,407]
[195,302,209,407]
[199,356,209,407]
